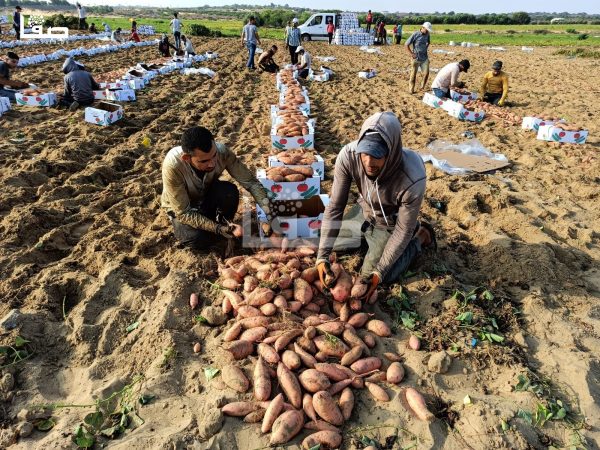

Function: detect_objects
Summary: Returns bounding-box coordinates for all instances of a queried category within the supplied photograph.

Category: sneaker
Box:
[69,101,80,111]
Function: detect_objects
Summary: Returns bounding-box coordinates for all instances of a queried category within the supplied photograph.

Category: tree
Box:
[511,11,531,24]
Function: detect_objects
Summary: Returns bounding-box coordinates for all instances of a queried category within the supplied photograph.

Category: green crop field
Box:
[88,16,600,46]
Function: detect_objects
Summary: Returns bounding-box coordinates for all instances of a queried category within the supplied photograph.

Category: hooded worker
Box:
[315,112,436,300]
[60,57,99,111]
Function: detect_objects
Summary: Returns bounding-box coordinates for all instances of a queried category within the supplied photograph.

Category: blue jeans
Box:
[173,31,181,50]
[0,88,17,102]
[433,88,449,99]
[246,42,256,68]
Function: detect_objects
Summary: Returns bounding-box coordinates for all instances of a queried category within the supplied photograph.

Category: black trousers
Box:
[328,32,333,44]
[289,45,298,64]
[171,180,239,249]
[483,92,502,105]
[14,25,20,40]
[260,62,279,73]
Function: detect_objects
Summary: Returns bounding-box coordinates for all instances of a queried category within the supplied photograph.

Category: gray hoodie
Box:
[317,111,426,280]
[62,57,99,103]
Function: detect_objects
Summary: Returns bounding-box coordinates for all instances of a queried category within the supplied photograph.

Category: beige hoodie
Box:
[317,112,426,280]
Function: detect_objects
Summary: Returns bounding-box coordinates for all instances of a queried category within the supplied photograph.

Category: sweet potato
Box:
[339,302,351,322]
[224,340,253,360]
[278,273,293,290]
[246,287,275,307]
[365,371,387,383]
[304,316,325,327]
[257,342,280,365]
[342,329,371,356]
[328,378,353,396]
[274,329,303,352]
[350,281,368,299]
[315,351,328,362]
[294,278,313,305]
[314,363,349,382]
[349,298,362,311]
[408,335,421,350]
[225,255,245,266]
[302,431,342,450]
[384,352,402,362]
[240,326,267,343]
[260,303,277,316]
[243,408,266,423]
[270,409,304,445]
[296,336,317,354]
[366,382,390,402]
[312,391,344,426]
[304,420,340,432]
[314,335,349,358]
[339,387,354,420]
[299,369,332,393]
[387,362,405,384]
[301,267,319,283]
[222,401,259,417]
[238,316,271,329]
[219,267,244,283]
[277,362,302,408]
[404,387,435,422]
[273,295,288,310]
[222,296,233,315]
[222,290,244,310]
[302,303,321,314]
[223,322,243,342]
[288,301,303,313]
[316,321,345,336]
[237,305,263,318]
[347,313,369,328]
[302,393,318,422]
[254,356,271,401]
[222,365,250,393]
[282,350,302,370]
[329,263,353,302]
[261,393,284,433]
[304,326,317,340]
[350,357,382,375]
[189,293,199,310]
[294,343,317,368]
[340,345,363,367]
[361,332,376,348]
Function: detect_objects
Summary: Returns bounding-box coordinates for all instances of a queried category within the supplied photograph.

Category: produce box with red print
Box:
[270,120,315,150]
[99,81,127,90]
[93,90,107,100]
[15,92,57,107]
[256,195,330,240]
[84,102,123,127]
[105,88,136,102]
[120,78,146,90]
[268,154,325,180]
[450,89,478,103]
[279,85,310,115]
[422,92,446,109]
[256,168,320,201]
[536,125,588,144]
[521,116,563,132]
[444,102,485,123]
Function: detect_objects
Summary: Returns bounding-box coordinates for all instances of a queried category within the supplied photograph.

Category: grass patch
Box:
[555,48,600,58]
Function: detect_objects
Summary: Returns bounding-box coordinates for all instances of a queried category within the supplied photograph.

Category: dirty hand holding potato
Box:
[361,272,380,300]
[316,260,337,288]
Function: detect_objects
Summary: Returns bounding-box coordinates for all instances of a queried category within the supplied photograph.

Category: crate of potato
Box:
[206,250,436,447]
[276,67,298,91]
[279,83,310,115]
[268,150,325,180]
[257,194,329,239]
[257,167,320,201]
[271,110,315,150]
[522,114,564,132]
[464,100,521,125]
[537,123,588,144]
[450,88,477,103]
[15,89,57,107]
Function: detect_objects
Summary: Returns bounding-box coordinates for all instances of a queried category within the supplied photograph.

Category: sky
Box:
[91,0,600,14]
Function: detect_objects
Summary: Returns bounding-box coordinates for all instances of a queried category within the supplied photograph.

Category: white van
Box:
[298,13,339,42]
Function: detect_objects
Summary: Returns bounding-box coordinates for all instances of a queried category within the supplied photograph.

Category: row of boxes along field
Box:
[422,90,589,144]
[0,52,218,124]
[255,66,329,241]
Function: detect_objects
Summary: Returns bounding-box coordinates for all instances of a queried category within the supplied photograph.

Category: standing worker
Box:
[405,22,432,94]
[76,3,87,30]
[326,19,335,45]
[393,23,402,44]
[365,10,373,33]
[170,13,182,50]
[431,59,470,99]
[314,112,435,297]
[129,20,140,42]
[285,18,301,64]
[377,19,387,45]
[12,6,22,41]
[241,16,261,71]
[480,60,509,106]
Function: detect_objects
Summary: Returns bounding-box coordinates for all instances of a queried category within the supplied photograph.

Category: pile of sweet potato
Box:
[280,83,308,110]
[550,122,584,132]
[273,150,317,166]
[208,250,435,448]
[265,166,314,182]
[465,100,522,125]
[275,109,310,137]
[278,68,296,85]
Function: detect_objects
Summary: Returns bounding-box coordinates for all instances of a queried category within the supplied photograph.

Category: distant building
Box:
[550,18,565,24]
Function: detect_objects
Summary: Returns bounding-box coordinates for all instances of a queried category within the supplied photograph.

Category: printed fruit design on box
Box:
[299,185,318,199]
[432,99,444,108]
[17,95,49,106]
[551,130,586,144]
[458,110,483,122]
[270,184,283,193]
[308,219,322,230]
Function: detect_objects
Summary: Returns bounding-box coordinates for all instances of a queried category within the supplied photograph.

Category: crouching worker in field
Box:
[315,112,436,300]
[480,60,509,106]
[60,57,99,111]
[161,126,273,250]
[295,46,312,79]
[258,45,279,73]
[431,59,470,99]
[0,52,29,102]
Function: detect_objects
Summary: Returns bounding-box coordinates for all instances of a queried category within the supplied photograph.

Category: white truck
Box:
[297,13,340,42]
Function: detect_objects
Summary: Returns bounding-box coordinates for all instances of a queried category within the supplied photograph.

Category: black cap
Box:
[459,59,470,72]
[356,132,389,159]
[7,51,19,60]
[492,60,503,70]
[15,5,22,9]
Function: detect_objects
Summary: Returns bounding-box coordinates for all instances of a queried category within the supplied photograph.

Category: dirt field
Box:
[0,37,599,450]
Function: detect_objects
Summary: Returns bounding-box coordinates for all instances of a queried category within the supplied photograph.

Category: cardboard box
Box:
[268,154,325,180]
[257,194,329,239]
[536,125,588,144]
[93,90,107,100]
[0,96,10,113]
[257,168,320,201]
[85,102,123,126]
[121,78,146,90]
[521,116,561,132]
[444,102,485,122]
[15,92,57,107]
[450,89,478,103]
[105,89,136,102]
[422,92,446,109]
[358,69,376,79]
[271,119,315,151]
[123,69,151,83]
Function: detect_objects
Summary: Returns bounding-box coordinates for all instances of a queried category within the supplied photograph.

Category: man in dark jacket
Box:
[12,6,22,41]
[0,51,29,102]
[315,112,435,300]
[60,57,99,111]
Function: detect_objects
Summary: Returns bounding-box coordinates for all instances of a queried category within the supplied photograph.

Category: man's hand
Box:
[260,222,273,238]
[317,261,337,288]
[362,272,381,301]
[231,224,243,238]
[217,224,240,239]
[498,99,505,107]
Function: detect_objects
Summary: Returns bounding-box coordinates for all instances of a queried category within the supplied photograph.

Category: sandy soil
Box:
[0,37,599,450]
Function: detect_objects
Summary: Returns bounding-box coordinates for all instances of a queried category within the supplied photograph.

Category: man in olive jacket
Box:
[161,126,272,249]
[315,112,435,299]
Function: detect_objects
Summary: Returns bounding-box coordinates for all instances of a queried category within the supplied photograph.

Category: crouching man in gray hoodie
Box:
[315,111,435,300]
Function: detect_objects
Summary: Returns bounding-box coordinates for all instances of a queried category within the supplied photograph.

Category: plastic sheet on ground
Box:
[181,67,216,78]
[432,49,455,54]
[359,46,383,54]
[316,56,336,62]
[416,139,509,175]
